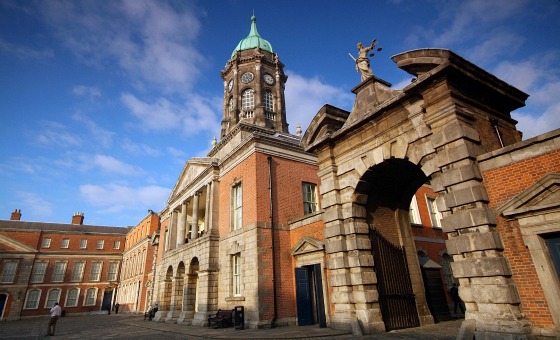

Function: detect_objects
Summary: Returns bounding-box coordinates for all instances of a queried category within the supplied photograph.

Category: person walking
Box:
[450,283,465,314]
[115,303,120,314]
[47,302,62,336]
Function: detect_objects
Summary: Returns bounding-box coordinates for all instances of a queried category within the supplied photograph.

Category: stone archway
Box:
[161,266,173,311]
[302,49,530,337]
[185,258,199,318]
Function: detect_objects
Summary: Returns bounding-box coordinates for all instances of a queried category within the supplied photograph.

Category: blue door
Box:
[295,267,313,326]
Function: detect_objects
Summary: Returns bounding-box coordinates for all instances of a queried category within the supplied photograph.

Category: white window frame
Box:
[232,253,241,297]
[61,238,70,249]
[426,196,442,228]
[71,262,85,282]
[263,90,274,112]
[24,289,41,309]
[409,195,422,225]
[96,240,104,250]
[107,262,119,281]
[51,262,67,282]
[79,239,87,249]
[41,238,51,248]
[231,182,243,230]
[228,96,234,115]
[1,260,18,283]
[84,287,97,306]
[241,89,254,117]
[31,261,48,283]
[45,288,61,308]
[90,261,102,281]
[65,287,80,307]
[302,182,318,215]
[113,240,120,249]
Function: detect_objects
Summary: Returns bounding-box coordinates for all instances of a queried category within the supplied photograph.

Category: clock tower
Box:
[220,15,289,138]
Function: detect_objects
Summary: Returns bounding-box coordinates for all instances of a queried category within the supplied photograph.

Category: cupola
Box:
[231,15,273,57]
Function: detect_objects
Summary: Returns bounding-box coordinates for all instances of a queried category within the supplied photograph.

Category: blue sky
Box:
[1,0,559,227]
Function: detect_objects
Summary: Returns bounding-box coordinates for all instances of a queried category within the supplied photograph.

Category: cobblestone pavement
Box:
[0,314,463,340]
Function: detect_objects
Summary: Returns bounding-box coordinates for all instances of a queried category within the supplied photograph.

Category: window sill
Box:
[225,296,245,302]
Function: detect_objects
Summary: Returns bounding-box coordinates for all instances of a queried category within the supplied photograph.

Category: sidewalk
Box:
[0,314,462,340]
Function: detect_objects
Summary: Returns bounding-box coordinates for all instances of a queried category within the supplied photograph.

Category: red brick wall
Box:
[482,149,560,327]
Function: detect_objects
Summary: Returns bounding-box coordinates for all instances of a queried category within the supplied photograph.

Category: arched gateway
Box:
[302,49,531,338]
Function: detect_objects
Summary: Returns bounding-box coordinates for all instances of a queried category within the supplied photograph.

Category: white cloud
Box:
[284,72,354,133]
[90,154,145,176]
[34,121,82,148]
[513,104,560,140]
[80,183,169,213]
[39,0,205,93]
[72,113,115,148]
[16,191,54,218]
[122,138,161,157]
[121,93,221,137]
[0,38,54,60]
[72,85,102,101]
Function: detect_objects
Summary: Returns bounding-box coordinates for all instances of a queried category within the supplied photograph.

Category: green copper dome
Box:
[231,15,273,57]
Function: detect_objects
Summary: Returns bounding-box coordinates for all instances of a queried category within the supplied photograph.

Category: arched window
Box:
[66,288,79,307]
[263,90,274,112]
[45,288,61,308]
[241,89,254,118]
[24,289,41,309]
[84,287,97,306]
[228,96,234,116]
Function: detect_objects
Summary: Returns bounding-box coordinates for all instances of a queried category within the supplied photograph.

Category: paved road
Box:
[0,314,463,340]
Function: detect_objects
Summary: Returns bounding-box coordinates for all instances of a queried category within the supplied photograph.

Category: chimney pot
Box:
[10,209,22,221]
[72,212,84,225]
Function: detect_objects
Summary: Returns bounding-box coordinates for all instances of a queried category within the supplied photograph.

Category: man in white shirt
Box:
[47,302,62,336]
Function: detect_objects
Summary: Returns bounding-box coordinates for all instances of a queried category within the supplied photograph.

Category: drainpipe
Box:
[267,156,277,328]
[490,118,504,148]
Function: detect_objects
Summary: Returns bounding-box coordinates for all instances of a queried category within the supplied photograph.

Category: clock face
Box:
[228,79,233,92]
[264,73,275,85]
[241,72,254,84]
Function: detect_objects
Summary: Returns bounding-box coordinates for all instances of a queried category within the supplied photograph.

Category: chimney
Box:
[10,209,22,221]
[72,212,84,225]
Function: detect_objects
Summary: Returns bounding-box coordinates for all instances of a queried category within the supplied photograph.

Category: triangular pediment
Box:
[0,233,38,253]
[169,158,218,202]
[500,173,560,218]
[290,236,325,256]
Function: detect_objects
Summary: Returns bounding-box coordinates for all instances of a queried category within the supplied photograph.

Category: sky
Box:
[1,0,559,227]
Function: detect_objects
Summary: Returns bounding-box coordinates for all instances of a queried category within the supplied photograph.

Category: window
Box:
[79,239,87,249]
[426,196,442,228]
[97,240,104,249]
[61,238,70,248]
[232,253,241,296]
[84,288,97,306]
[31,262,48,283]
[232,183,242,230]
[45,289,61,307]
[107,262,119,281]
[66,288,79,307]
[263,91,274,113]
[1,261,17,283]
[409,195,422,225]
[241,89,254,117]
[228,96,234,116]
[24,289,41,309]
[71,262,85,282]
[113,240,120,249]
[90,261,102,281]
[302,182,318,215]
[51,262,67,282]
[41,238,51,248]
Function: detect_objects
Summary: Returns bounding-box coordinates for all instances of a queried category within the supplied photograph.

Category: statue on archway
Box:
[349,39,382,81]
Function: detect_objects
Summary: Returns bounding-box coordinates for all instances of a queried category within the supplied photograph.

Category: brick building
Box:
[0,210,127,320]
[149,15,453,331]
[117,210,159,314]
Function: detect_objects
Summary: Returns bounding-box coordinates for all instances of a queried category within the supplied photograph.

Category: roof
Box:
[231,15,273,57]
[0,220,129,235]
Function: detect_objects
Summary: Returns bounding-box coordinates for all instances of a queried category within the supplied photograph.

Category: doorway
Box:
[0,293,7,320]
[295,264,326,327]
[102,289,113,312]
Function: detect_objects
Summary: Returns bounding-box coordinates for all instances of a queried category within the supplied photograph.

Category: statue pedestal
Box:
[345,76,400,126]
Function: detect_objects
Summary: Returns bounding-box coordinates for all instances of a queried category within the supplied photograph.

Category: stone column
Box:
[190,192,200,239]
[177,201,187,247]
[204,183,212,234]
[165,211,173,252]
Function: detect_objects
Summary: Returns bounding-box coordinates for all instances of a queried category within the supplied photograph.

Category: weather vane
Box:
[349,38,382,81]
